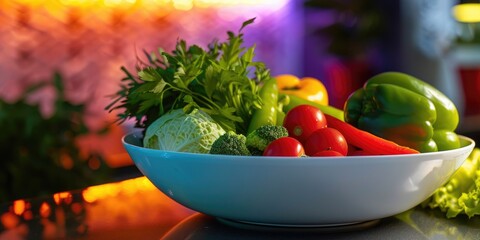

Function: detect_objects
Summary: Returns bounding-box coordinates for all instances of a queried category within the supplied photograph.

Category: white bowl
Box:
[123,132,475,227]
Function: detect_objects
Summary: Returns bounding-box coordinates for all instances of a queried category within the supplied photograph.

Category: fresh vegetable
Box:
[312,150,343,157]
[263,137,305,157]
[325,114,419,155]
[275,74,329,105]
[106,18,270,136]
[143,108,226,153]
[283,105,327,143]
[246,125,289,156]
[344,72,460,152]
[433,130,461,152]
[422,148,480,218]
[210,131,251,156]
[247,77,280,134]
[282,94,344,121]
[275,94,290,126]
[304,128,348,156]
[347,148,372,156]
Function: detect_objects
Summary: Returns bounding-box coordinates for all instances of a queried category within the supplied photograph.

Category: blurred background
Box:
[1,0,480,201]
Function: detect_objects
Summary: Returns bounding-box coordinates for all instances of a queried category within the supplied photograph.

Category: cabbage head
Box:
[143,108,226,153]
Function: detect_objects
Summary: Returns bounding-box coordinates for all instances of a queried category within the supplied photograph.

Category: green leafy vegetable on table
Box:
[422,148,480,218]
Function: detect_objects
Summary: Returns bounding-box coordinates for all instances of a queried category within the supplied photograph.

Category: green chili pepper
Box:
[247,77,279,134]
[344,72,460,152]
[282,94,345,121]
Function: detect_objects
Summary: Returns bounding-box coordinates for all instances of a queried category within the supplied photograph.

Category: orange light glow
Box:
[173,0,193,10]
[88,158,101,170]
[23,210,33,220]
[82,176,155,203]
[14,0,288,10]
[71,202,84,214]
[53,192,73,205]
[1,212,20,229]
[60,154,74,170]
[103,0,137,8]
[39,202,52,218]
[13,200,26,216]
[59,0,98,8]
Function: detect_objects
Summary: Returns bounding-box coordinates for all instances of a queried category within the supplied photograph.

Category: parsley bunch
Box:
[107,18,271,135]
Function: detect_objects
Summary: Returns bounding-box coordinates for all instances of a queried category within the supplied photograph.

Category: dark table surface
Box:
[2,176,480,240]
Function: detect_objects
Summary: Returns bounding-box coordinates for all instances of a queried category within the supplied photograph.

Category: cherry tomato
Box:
[304,127,348,156]
[283,105,327,143]
[263,137,305,157]
[312,150,343,157]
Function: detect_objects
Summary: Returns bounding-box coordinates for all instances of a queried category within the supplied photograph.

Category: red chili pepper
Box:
[348,149,374,156]
[324,114,419,155]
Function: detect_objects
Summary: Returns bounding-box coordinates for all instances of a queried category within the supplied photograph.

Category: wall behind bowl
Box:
[0,0,304,169]
[0,0,303,129]
[398,0,480,135]
[301,0,402,108]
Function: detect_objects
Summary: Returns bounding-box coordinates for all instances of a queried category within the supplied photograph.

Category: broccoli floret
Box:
[246,125,289,155]
[209,131,251,156]
[248,147,264,156]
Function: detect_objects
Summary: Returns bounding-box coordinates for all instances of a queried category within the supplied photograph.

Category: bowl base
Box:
[216,217,380,233]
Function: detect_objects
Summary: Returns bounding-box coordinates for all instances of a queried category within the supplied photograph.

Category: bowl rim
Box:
[122,131,476,162]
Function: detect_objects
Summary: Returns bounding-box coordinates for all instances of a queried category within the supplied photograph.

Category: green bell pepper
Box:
[344,72,460,152]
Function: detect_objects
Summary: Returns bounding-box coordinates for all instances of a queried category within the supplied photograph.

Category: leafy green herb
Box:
[106,18,271,135]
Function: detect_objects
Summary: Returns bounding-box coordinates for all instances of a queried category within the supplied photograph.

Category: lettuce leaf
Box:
[422,148,480,218]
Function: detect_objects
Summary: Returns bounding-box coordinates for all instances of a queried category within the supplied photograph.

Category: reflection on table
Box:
[0,177,193,239]
[2,176,480,240]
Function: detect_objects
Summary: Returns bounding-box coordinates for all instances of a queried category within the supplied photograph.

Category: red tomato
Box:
[312,150,343,157]
[263,137,305,157]
[283,105,327,143]
[304,127,348,156]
